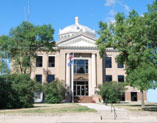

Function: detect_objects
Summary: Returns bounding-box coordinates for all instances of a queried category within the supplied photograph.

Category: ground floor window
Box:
[74,81,88,96]
[105,75,112,82]
[36,75,42,84]
[47,74,55,82]
[34,91,43,102]
[118,75,124,82]
[131,92,137,101]
[120,92,125,101]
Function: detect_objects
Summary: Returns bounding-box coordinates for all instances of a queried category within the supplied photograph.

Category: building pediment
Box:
[56,34,97,48]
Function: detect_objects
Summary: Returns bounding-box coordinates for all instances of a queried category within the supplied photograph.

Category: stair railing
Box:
[111,103,117,120]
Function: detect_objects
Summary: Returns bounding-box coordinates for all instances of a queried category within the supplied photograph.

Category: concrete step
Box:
[75,96,94,103]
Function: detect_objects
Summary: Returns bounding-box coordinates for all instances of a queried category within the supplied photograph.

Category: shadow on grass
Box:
[115,102,157,112]
[143,106,157,112]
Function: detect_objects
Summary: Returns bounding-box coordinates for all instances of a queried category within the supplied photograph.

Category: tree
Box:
[0,59,9,74]
[43,80,67,103]
[98,82,125,103]
[0,74,40,109]
[97,1,157,108]
[0,21,55,74]
[0,36,10,74]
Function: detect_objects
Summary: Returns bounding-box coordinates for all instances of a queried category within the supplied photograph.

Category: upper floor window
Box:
[47,74,55,82]
[36,74,42,84]
[36,56,42,67]
[105,57,112,68]
[74,60,88,74]
[118,62,124,68]
[105,75,112,82]
[118,75,124,82]
[49,56,55,67]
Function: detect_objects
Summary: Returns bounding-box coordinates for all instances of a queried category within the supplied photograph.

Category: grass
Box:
[0,103,96,114]
[114,102,157,112]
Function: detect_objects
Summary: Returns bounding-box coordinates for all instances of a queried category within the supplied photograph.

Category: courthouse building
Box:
[31,17,146,102]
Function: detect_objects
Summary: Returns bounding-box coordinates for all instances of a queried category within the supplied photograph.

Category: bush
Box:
[0,76,13,109]
[44,80,67,103]
[98,81,126,103]
[0,74,39,109]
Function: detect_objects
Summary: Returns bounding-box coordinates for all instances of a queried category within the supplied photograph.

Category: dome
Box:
[59,17,96,40]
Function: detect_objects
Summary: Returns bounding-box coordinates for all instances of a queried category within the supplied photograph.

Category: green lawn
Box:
[0,103,96,114]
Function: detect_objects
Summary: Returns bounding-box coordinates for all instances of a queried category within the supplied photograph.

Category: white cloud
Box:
[105,0,130,23]
[105,0,116,6]
[106,17,116,23]
[109,9,116,16]
[105,0,130,13]
[123,4,130,12]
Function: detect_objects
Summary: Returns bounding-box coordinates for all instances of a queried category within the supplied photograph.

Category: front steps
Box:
[74,96,94,103]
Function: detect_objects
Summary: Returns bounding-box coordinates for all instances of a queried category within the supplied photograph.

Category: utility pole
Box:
[24,0,30,22]
[27,0,30,22]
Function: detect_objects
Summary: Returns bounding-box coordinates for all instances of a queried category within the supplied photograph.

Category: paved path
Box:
[79,103,124,111]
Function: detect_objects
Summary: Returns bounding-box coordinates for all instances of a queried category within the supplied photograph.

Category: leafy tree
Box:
[43,80,67,103]
[0,36,10,74]
[97,1,157,108]
[0,74,40,109]
[0,21,55,74]
[0,59,9,74]
[98,82,125,103]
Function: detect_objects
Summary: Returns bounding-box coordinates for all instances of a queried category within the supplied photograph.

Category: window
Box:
[118,62,124,68]
[36,56,42,67]
[118,75,124,82]
[120,93,125,101]
[105,75,112,82]
[34,92,43,102]
[36,75,42,84]
[47,75,55,82]
[105,57,112,68]
[131,92,137,101]
[49,56,55,67]
[74,60,88,74]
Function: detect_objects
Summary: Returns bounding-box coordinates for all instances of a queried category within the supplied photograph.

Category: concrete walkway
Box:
[79,103,124,111]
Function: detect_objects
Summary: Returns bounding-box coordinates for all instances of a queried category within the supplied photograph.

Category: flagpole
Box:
[71,53,74,103]
[70,57,72,102]
[71,61,74,103]
[68,53,74,103]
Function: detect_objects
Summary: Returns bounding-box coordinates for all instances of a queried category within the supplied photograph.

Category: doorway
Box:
[131,92,137,101]
[74,81,88,96]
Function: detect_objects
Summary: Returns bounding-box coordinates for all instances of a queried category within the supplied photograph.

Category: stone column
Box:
[92,53,96,95]
[43,54,48,84]
[66,53,70,88]
[88,58,92,96]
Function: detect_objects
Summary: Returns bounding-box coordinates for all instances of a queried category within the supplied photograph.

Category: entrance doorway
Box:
[131,92,137,101]
[74,81,88,96]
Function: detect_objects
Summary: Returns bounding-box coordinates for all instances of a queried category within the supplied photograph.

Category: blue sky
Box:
[0,0,155,41]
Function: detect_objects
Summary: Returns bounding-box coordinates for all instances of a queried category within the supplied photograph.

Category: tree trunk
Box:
[140,90,145,109]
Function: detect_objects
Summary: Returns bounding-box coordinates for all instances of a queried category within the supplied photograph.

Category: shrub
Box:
[0,76,13,109]
[98,81,126,103]
[43,80,67,103]
[0,74,39,109]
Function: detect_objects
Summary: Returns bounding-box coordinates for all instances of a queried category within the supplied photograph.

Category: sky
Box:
[0,0,155,41]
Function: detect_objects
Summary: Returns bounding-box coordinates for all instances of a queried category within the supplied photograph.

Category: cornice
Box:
[56,32,97,46]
